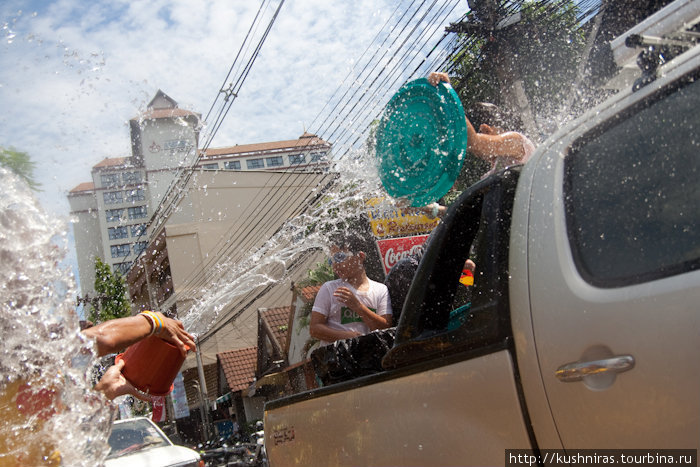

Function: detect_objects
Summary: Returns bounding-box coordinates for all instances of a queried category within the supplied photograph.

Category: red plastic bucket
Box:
[115,335,185,397]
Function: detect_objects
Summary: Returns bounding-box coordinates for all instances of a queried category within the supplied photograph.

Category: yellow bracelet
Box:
[142,311,163,334]
[139,312,157,336]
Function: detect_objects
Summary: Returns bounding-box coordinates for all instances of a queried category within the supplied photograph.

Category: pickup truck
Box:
[264,7,700,466]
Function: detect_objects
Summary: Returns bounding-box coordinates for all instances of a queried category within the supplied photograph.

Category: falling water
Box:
[0,168,113,466]
[181,145,392,335]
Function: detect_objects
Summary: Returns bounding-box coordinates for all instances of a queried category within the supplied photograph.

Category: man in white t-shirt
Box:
[310,234,393,346]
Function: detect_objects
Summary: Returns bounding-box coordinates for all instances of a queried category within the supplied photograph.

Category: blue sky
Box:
[0,0,464,291]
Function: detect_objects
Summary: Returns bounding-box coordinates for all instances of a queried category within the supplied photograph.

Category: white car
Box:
[105,417,202,467]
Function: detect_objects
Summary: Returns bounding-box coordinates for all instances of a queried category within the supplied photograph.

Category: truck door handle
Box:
[555,355,635,382]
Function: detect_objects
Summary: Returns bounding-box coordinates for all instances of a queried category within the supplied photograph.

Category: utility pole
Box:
[195,338,212,441]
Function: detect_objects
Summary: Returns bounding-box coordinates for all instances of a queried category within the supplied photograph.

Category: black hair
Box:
[329,231,366,254]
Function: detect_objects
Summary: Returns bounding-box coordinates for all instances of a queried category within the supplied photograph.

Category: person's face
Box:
[329,245,364,279]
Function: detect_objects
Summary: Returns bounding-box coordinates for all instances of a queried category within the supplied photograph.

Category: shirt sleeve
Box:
[311,283,333,317]
[376,283,392,316]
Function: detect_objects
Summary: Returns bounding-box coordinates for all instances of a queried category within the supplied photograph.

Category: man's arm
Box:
[427,71,527,161]
[81,312,195,357]
[310,311,361,342]
[465,119,527,161]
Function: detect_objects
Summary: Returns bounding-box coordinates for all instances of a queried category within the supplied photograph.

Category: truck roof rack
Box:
[605,0,700,91]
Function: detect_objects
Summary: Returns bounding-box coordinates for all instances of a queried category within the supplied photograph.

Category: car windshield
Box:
[106,419,170,459]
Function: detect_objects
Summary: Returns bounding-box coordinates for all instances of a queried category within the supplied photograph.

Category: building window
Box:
[113,262,131,275]
[266,156,283,167]
[224,160,241,170]
[310,152,326,162]
[130,224,146,237]
[108,226,129,240]
[122,171,142,185]
[103,191,123,205]
[289,154,305,165]
[128,206,147,219]
[202,163,219,170]
[133,242,148,256]
[101,173,120,187]
[246,158,264,169]
[164,139,192,152]
[125,188,145,202]
[106,209,124,222]
[110,244,131,258]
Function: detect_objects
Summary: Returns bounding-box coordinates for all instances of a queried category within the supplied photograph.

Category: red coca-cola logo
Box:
[383,244,424,269]
[376,235,429,274]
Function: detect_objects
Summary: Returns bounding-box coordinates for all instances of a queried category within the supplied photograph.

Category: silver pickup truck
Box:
[264,5,700,465]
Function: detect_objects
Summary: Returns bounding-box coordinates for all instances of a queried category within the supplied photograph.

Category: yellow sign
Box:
[365,197,439,238]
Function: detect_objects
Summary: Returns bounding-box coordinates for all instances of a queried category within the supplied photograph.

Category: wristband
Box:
[139,312,157,336]
[431,203,439,218]
[142,311,163,335]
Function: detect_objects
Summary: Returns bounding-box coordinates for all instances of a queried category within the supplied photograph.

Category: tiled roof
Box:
[68,182,95,193]
[217,347,258,393]
[203,133,329,158]
[92,157,130,169]
[299,285,321,303]
[261,306,291,351]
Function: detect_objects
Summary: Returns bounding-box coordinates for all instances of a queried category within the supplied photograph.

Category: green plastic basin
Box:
[375,78,468,207]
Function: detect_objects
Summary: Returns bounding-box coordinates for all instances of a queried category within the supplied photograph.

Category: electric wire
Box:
[154,0,604,343]
[168,0,462,316]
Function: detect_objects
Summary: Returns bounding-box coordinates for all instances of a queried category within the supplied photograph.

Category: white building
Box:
[68,90,330,300]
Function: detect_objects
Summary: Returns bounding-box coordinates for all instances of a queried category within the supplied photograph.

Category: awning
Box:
[215,392,233,404]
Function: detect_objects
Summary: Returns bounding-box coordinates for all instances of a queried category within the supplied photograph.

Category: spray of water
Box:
[0,167,113,466]
[180,146,391,336]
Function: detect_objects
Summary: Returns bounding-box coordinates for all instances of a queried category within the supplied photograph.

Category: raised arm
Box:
[82,311,195,357]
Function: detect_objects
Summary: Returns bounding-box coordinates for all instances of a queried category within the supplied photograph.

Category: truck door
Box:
[526,68,700,451]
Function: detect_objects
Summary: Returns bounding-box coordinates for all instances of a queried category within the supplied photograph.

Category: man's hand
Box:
[334,287,362,312]
[95,360,150,401]
[428,72,450,86]
[153,312,196,357]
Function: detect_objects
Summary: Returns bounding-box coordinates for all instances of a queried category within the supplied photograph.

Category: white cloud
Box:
[1,0,463,278]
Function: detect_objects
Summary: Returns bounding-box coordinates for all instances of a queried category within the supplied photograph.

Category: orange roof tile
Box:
[203,133,329,158]
[92,157,129,169]
[69,182,95,193]
[261,307,291,351]
[217,347,258,393]
[299,285,321,303]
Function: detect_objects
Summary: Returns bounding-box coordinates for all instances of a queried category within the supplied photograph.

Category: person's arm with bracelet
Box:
[81,311,195,357]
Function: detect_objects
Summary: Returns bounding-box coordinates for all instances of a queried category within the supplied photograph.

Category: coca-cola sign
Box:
[376,235,430,274]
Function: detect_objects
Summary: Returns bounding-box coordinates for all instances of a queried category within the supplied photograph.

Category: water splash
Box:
[0,168,113,466]
[181,146,390,335]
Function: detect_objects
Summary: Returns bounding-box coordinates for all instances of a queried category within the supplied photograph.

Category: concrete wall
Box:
[68,191,102,297]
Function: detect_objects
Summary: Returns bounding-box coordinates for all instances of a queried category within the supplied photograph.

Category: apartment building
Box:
[68,90,331,299]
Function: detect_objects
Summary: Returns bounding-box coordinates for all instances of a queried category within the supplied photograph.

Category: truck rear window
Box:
[565,76,700,287]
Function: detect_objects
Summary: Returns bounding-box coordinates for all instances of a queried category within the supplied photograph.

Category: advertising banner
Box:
[151,396,166,422]
[376,234,430,275]
[171,372,190,419]
[365,197,439,239]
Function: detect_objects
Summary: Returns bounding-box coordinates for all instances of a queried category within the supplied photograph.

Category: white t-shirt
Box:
[312,278,392,346]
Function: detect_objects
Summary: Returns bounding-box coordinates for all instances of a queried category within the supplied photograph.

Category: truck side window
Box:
[384,169,518,368]
[565,77,700,287]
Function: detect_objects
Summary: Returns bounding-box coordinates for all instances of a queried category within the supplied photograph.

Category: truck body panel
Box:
[266,350,530,466]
